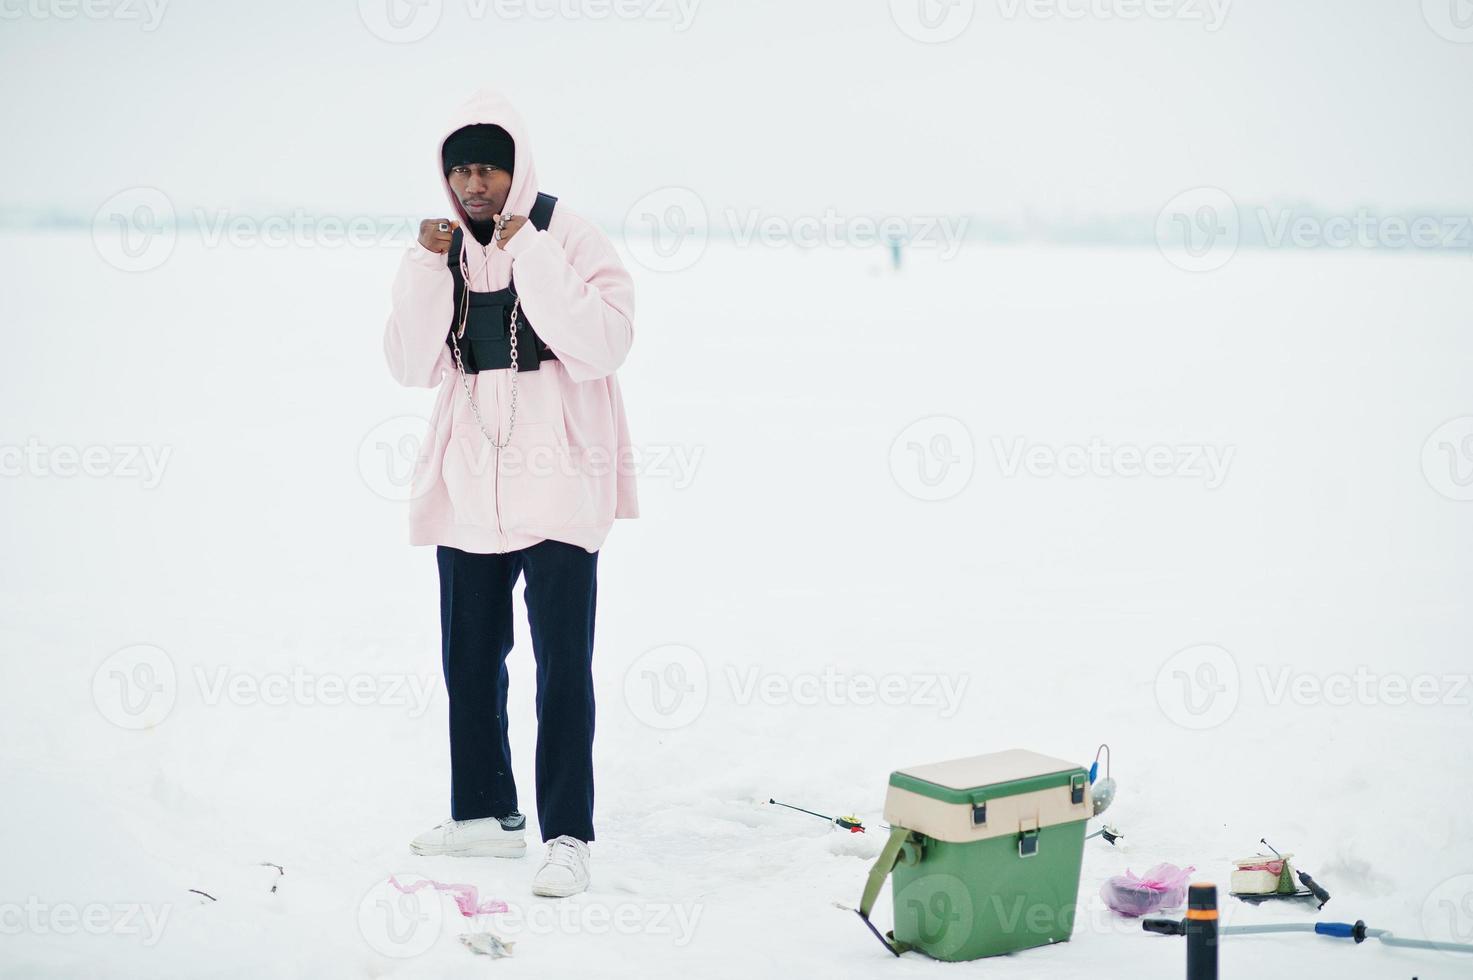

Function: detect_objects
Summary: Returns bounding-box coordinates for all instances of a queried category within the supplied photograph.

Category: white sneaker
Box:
[410,812,527,858]
[531,836,590,897]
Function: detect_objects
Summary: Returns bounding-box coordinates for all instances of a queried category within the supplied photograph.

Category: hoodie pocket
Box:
[441,424,501,528]
[498,420,595,532]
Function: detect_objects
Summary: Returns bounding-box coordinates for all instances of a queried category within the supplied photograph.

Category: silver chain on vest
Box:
[447,217,519,449]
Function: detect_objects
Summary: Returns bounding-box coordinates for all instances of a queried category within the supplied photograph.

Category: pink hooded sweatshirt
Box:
[383,90,638,555]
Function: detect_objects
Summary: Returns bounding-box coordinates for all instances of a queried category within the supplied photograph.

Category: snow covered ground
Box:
[2,230,1472,978]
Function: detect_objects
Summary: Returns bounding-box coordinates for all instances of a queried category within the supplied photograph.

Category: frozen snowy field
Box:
[2,230,1472,978]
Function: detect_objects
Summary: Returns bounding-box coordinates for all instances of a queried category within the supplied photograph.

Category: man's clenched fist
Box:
[418,218,459,254]
[494,214,528,249]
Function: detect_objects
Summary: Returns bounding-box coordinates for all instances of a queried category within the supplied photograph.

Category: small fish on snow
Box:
[460,931,516,957]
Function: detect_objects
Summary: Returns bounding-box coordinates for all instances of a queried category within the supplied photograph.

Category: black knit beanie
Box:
[442,124,515,176]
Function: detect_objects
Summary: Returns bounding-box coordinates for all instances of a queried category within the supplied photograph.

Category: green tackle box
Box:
[857,749,1092,961]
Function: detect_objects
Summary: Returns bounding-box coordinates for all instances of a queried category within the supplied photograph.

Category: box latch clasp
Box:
[968,791,987,827]
[1018,816,1040,858]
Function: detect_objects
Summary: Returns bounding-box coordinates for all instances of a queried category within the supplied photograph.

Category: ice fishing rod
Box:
[1085,744,1123,845]
[1144,914,1473,955]
[767,798,865,833]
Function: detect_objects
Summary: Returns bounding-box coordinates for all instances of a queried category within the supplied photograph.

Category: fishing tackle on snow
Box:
[1144,910,1473,956]
[1084,744,1123,845]
[1230,839,1330,909]
[188,862,287,904]
[1128,883,1226,980]
[260,862,284,895]
[1183,883,1220,980]
[1088,744,1116,816]
[767,798,865,833]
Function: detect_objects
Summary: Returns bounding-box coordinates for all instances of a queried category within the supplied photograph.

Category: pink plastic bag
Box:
[1101,863,1195,916]
[387,875,508,918]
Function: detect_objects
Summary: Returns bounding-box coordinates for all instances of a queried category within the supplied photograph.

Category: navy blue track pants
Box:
[436,539,598,842]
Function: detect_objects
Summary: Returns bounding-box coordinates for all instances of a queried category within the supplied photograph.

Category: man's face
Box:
[448,164,511,221]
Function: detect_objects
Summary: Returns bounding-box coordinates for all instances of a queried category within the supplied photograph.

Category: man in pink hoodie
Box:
[383,90,638,898]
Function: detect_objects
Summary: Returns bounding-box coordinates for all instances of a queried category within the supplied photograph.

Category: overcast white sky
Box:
[1,0,1470,225]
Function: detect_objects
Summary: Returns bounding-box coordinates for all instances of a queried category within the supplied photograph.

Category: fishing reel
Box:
[1087,744,1123,845]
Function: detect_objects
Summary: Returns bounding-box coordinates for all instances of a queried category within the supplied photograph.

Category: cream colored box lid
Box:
[893,748,1083,794]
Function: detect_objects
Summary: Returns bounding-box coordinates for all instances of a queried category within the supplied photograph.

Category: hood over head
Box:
[437,89,539,226]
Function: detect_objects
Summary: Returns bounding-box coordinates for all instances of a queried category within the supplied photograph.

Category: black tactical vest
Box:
[446,192,558,374]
